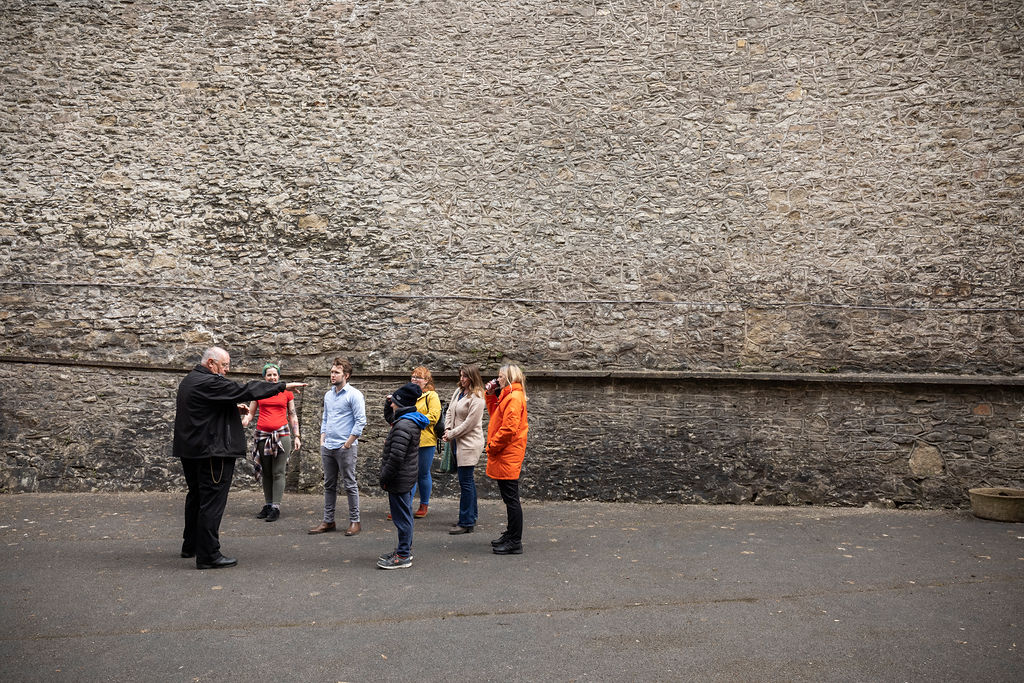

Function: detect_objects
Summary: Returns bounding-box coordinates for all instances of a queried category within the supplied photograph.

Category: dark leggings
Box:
[496,478,523,543]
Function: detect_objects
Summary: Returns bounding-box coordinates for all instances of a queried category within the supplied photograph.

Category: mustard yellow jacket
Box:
[416,390,441,448]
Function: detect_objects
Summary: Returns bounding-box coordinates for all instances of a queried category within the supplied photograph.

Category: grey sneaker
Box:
[377,554,412,570]
[378,550,416,562]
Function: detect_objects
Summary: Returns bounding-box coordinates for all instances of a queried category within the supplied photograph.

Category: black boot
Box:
[492,539,523,555]
[256,504,271,519]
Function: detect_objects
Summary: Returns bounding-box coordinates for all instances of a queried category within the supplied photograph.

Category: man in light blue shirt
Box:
[309,357,367,536]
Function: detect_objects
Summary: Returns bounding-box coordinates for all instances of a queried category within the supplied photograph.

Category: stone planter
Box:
[968,487,1024,523]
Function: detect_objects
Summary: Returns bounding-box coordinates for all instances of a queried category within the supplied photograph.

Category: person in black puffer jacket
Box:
[378,382,430,569]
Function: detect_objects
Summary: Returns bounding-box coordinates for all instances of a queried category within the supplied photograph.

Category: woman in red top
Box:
[484,363,529,555]
[241,363,301,522]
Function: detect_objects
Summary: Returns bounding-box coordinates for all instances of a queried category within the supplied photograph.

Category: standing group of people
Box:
[172,347,529,571]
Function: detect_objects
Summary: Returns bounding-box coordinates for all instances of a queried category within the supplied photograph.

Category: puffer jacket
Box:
[485,382,528,480]
[379,407,430,493]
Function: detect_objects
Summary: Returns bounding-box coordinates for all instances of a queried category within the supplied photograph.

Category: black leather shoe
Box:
[265,507,280,522]
[180,551,196,559]
[256,504,271,519]
[491,532,510,547]
[449,525,474,534]
[196,556,238,570]
[492,540,523,555]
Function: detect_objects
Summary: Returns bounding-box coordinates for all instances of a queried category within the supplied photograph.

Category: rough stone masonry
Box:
[0,1,1021,505]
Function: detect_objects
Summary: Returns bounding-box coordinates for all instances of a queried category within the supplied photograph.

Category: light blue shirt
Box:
[320,383,366,449]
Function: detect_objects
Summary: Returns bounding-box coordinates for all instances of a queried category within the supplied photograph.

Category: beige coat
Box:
[444,387,485,466]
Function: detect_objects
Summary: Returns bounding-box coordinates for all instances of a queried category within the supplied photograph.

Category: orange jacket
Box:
[485,382,528,480]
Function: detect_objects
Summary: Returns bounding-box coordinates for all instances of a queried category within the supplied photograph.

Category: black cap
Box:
[391,382,422,408]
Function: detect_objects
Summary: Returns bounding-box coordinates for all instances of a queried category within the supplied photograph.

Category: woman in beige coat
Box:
[442,364,485,534]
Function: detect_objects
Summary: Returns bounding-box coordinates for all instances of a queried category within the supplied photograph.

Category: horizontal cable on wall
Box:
[1,354,1022,387]
[1,279,1021,313]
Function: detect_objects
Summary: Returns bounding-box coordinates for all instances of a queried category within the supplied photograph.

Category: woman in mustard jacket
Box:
[485,363,529,555]
[409,366,441,518]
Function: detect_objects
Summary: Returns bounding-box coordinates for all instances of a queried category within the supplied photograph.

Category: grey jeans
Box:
[321,443,359,524]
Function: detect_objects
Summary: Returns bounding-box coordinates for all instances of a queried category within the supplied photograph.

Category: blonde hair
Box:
[500,363,526,397]
[412,366,435,392]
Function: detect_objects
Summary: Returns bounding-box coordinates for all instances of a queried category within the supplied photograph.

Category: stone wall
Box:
[1,1,1022,504]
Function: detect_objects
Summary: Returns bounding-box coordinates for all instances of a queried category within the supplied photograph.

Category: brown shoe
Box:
[414,504,428,519]
[308,521,336,534]
[345,522,361,536]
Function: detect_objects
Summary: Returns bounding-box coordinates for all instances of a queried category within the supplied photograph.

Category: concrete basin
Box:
[969,487,1024,522]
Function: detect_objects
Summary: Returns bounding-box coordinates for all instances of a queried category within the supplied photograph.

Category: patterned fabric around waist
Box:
[251,425,290,481]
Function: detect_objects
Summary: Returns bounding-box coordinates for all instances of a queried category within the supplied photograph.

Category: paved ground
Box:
[0,491,1021,682]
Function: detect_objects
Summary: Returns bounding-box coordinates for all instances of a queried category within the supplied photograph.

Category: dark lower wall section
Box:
[2,362,1020,507]
[529,376,1024,507]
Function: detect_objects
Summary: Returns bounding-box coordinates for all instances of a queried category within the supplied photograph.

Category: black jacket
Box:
[172,365,286,460]
[379,406,424,493]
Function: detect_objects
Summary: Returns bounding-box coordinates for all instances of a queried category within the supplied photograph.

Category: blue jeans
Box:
[410,445,435,506]
[388,490,414,557]
[457,465,478,527]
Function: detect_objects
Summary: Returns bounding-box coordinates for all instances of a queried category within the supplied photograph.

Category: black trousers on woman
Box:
[496,478,523,542]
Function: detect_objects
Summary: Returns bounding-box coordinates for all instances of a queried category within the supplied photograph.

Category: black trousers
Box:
[181,456,235,563]
[496,478,523,542]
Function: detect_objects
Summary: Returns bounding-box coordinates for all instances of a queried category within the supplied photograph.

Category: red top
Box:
[255,390,294,432]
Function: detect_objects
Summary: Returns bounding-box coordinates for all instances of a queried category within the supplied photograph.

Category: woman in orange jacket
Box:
[484,363,529,555]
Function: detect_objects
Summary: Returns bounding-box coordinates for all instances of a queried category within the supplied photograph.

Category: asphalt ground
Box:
[0,491,1021,682]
